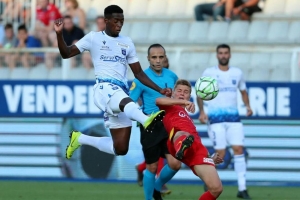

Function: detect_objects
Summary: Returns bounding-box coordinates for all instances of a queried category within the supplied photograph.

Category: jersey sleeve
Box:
[238,71,247,91]
[129,79,143,102]
[127,38,139,64]
[75,32,92,53]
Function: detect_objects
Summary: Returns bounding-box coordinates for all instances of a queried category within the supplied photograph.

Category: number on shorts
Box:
[108,83,119,90]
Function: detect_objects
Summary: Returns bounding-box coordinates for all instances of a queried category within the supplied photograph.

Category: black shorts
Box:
[235,0,262,16]
[140,121,169,164]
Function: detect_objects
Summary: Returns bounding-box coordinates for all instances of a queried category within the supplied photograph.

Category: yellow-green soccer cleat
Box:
[66,130,82,159]
[143,110,165,132]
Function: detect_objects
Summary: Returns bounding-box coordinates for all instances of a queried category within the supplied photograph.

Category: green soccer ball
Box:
[195,76,219,101]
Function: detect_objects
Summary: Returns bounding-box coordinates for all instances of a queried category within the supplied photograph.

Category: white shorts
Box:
[93,82,132,129]
[207,122,244,149]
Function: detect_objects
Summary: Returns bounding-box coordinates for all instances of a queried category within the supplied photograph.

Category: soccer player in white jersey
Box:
[197,44,253,199]
[53,5,171,158]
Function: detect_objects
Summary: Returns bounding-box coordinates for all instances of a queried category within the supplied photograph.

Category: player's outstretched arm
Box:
[197,96,208,123]
[54,18,80,59]
[129,62,172,96]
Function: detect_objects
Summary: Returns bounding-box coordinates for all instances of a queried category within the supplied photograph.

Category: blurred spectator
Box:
[36,0,62,47]
[0,19,4,45]
[62,15,84,46]
[9,24,42,69]
[0,0,22,22]
[96,16,105,31]
[194,0,226,21]
[64,0,86,30]
[0,23,17,68]
[225,0,261,21]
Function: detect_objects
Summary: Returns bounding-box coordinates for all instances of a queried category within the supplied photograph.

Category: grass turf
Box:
[0,180,298,200]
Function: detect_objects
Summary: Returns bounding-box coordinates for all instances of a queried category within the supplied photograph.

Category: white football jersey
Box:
[75,31,138,87]
[202,66,246,124]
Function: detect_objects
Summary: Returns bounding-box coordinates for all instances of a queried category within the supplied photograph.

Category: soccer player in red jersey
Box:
[156,79,223,200]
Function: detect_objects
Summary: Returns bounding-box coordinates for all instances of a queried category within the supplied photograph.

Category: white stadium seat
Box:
[229,53,251,70]
[167,0,187,18]
[137,52,149,70]
[247,69,270,82]
[148,22,170,42]
[187,21,209,43]
[89,0,110,16]
[47,68,62,80]
[227,21,250,43]
[120,22,131,37]
[250,53,272,69]
[86,69,95,80]
[167,22,190,43]
[267,21,290,43]
[288,21,300,42]
[29,65,48,80]
[262,0,286,14]
[0,68,10,79]
[247,21,269,43]
[270,68,291,82]
[110,0,129,15]
[285,0,300,15]
[10,68,29,80]
[207,22,229,43]
[270,53,292,69]
[127,0,148,17]
[147,0,168,17]
[180,52,210,69]
[129,22,151,43]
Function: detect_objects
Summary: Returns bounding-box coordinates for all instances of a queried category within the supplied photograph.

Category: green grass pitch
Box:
[0,180,298,200]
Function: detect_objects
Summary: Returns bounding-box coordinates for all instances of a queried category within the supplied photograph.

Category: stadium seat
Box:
[208,53,218,67]
[120,22,131,37]
[127,0,148,18]
[230,53,251,70]
[288,21,300,42]
[167,22,190,43]
[247,69,271,81]
[129,22,151,43]
[110,0,129,15]
[250,53,272,69]
[89,0,110,16]
[285,0,300,15]
[86,69,95,80]
[137,52,149,69]
[180,52,210,69]
[10,68,30,80]
[185,0,207,18]
[29,65,48,80]
[252,0,286,20]
[148,22,170,42]
[270,53,292,69]
[207,22,229,43]
[187,21,209,43]
[247,21,269,43]
[66,67,89,80]
[166,0,187,18]
[146,0,168,18]
[227,21,250,43]
[47,68,62,80]
[267,21,290,43]
[166,51,180,72]
[0,67,10,79]
[270,68,291,82]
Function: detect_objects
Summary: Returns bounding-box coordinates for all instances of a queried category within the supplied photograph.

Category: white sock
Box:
[123,102,148,124]
[78,135,115,155]
[234,154,247,191]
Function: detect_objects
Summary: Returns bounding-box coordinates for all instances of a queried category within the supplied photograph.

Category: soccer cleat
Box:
[161,184,171,196]
[65,130,82,159]
[135,165,143,187]
[175,135,194,160]
[153,189,163,200]
[237,190,252,199]
[143,110,165,132]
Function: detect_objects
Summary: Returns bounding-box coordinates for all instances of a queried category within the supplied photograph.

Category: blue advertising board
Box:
[0,80,299,119]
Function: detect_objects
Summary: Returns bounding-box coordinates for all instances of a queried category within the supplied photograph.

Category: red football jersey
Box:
[159,104,199,139]
[36,3,62,26]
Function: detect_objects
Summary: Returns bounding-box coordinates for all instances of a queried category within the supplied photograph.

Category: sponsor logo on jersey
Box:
[117,42,129,48]
[130,82,136,90]
[102,41,106,45]
[232,79,236,85]
[203,157,215,165]
[100,55,126,64]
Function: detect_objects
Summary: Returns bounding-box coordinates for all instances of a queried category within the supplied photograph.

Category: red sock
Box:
[199,191,216,200]
[174,135,188,152]
[137,161,146,172]
[156,157,165,176]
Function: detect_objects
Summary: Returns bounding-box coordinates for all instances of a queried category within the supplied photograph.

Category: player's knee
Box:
[208,181,223,197]
[114,146,129,156]
[147,163,158,173]
[168,160,181,171]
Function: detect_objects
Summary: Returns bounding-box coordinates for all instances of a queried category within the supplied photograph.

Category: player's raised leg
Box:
[194,164,223,200]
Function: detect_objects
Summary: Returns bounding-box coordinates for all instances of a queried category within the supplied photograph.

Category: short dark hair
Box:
[5,23,13,30]
[216,44,230,52]
[64,15,72,20]
[18,24,27,32]
[147,43,166,55]
[104,5,123,18]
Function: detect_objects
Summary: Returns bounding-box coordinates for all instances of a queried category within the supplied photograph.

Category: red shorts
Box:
[167,136,215,175]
